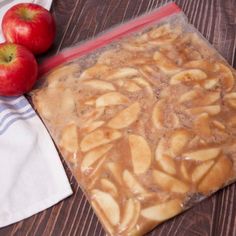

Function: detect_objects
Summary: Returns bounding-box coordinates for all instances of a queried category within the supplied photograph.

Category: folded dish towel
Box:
[0,0,72,228]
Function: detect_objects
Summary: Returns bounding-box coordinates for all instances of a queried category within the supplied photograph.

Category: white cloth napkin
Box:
[0,0,72,228]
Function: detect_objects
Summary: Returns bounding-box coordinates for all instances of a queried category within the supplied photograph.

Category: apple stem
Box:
[6,54,13,62]
[18,8,37,21]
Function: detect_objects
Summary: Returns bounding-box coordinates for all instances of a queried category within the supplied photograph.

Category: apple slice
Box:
[91,189,120,225]
[159,155,176,175]
[217,63,234,91]
[179,90,198,103]
[60,123,78,153]
[128,134,152,174]
[187,135,201,149]
[106,162,123,185]
[123,170,146,194]
[132,76,154,98]
[96,92,129,107]
[181,90,220,107]
[82,80,115,91]
[107,102,141,129]
[37,88,75,121]
[180,162,190,181]
[79,64,110,80]
[185,60,233,91]
[184,60,216,71]
[58,90,76,116]
[153,51,180,74]
[47,64,78,87]
[187,105,221,116]
[81,144,113,172]
[169,113,180,128]
[184,91,220,106]
[113,79,124,87]
[193,113,211,137]
[82,120,105,133]
[202,78,219,90]
[152,99,165,129]
[100,178,118,196]
[184,33,216,58]
[139,64,159,78]
[80,107,105,123]
[80,128,121,152]
[119,198,140,232]
[224,93,236,109]
[148,24,172,39]
[155,138,167,160]
[198,156,232,193]
[123,80,141,92]
[183,147,221,161]
[212,120,225,130]
[141,199,182,222]
[148,24,180,44]
[106,67,139,80]
[97,48,133,65]
[170,69,207,85]
[192,160,215,183]
[88,155,107,184]
[170,129,191,156]
[84,99,95,106]
[132,77,151,88]
[137,192,166,202]
[155,139,176,175]
[152,170,189,193]
[122,41,147,52]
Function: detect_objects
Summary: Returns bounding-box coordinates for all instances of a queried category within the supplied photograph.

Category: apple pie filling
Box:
[32,23,236,236]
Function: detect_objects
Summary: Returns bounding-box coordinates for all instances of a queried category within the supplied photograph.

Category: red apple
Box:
[2,3,56,55]
[0,43,38,96]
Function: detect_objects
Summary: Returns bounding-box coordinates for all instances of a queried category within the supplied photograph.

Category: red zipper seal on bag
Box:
[39,2,181,76]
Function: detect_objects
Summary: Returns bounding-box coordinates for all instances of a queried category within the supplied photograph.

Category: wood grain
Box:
[1,0,236,235]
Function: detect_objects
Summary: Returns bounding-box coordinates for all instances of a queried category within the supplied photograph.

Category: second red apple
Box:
[0,43,38,96]
[2,3,56,55]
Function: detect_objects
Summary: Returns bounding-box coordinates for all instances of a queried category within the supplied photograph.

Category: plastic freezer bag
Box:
[31,2,236,235]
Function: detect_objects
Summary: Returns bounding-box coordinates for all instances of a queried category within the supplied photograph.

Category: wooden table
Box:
[1,0,236,235]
